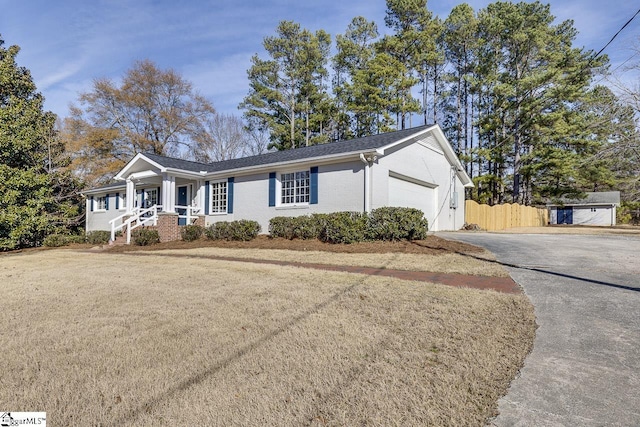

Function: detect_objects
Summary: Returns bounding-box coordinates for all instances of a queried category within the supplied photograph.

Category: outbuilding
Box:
[548,191,620,226]
[83,125,474,242]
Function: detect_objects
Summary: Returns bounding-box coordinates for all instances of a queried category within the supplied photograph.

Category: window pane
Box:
[282,170,310,204]
[210,182,227,213]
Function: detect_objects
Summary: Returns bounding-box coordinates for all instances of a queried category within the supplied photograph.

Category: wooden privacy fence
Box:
[465,200,549,231]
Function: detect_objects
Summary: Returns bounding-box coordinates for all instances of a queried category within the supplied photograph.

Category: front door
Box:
[177,186,188,226]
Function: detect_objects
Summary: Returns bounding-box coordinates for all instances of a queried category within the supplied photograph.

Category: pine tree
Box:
[442,4,478,182]
[379,0,434,129]
[240,21,332,150]
[333,17,380,138]
[475,1,602,204]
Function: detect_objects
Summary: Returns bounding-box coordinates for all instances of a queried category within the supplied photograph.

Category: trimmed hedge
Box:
[269,215,323,240]
[43,234,90,247]
[43,234,71,247]
[67,235,88,244]
[205,220,261,241]
[268,207,428,244]
[181,224,204,242]
[86,230,111,244]
[318,212,369,244]
[368,207,428,241]
[132,228,160,246]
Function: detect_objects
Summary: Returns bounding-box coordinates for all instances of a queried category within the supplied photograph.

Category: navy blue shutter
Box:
[310,167,318,205]
[268,172,276,207]
[204,181,210,215]
[157,187,161,206]
[140,189,145,208]
[115,192,120,210]
[105,193,110,210]
[90,196,94,212]
[227,177,234,214]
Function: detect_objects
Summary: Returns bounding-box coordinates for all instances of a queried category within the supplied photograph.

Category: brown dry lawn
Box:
[0,246,534,426]
[104,234,508,277]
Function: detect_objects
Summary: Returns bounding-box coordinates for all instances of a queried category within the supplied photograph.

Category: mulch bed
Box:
[103,234,485,255]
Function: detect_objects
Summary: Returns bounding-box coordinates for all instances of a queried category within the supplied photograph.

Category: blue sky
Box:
[1,0,639,120]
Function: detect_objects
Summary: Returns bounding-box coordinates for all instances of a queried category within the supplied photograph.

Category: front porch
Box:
[109,161,209,243]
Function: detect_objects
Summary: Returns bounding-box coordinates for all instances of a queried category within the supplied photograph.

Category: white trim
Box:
[203,152,364,180]
[375,126,434,154]
[94,195,107,211]
[389,171,438,189]
[208,180,228,214]
[83,185,126,196]
[115,153,166,181]
[129,170,158,180]
[275,205,310,210]
[376,125,473,188]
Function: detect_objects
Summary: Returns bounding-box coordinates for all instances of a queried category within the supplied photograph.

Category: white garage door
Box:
[388,176,437,231]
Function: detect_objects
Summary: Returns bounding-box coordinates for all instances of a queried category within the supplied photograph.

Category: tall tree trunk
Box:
[456,64,462,153]
[305,98,310,147]
[422,64,428,125]
[290,95,296,149]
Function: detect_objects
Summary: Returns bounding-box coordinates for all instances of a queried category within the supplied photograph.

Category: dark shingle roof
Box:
[144,125,433,174]
[83,181,126,194]
[142,153,213,173]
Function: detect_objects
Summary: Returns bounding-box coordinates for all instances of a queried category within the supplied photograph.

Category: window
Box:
[281,171,310,205]
[120,193,127,209]
[96,196,107,210]
[144,189,158,208]
[210,181,227,213]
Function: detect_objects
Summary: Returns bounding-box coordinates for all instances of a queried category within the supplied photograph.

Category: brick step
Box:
[109,235,128,245]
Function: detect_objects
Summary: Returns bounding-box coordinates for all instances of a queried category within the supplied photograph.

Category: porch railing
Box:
[109,205,162,244]
[109,204,200,244]
[175,205,201,226]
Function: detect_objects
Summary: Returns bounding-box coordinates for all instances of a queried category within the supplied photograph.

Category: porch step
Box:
[110,235,128,246]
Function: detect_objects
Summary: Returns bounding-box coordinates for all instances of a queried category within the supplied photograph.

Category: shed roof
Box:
[550,191,621,206]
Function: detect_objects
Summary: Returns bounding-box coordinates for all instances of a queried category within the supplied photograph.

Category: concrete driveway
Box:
[438,232,640,426]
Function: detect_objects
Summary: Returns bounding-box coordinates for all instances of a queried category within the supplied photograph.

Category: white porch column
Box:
[161,173,171,212]
[160,173,177,213]
[168,175,176,212]
[126,179,135,213]
[196,179,205,211]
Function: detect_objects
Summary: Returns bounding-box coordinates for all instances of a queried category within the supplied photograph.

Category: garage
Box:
[388,174,438,230]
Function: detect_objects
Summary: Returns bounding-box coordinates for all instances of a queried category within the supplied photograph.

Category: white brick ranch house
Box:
[83,125,473,243]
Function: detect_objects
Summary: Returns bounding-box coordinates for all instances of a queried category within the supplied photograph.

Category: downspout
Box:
[360,153,377,214]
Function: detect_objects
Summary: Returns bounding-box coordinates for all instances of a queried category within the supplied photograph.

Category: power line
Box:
[593,51,640,85]
[593,8,640,60]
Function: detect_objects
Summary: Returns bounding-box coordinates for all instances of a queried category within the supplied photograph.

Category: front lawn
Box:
[0,249,534,426]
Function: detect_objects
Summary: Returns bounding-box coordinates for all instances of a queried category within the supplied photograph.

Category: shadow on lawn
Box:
[113,254,400,425]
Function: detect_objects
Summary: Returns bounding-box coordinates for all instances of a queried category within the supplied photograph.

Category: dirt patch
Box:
[102,234,486,255]
[0,250,535,426]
